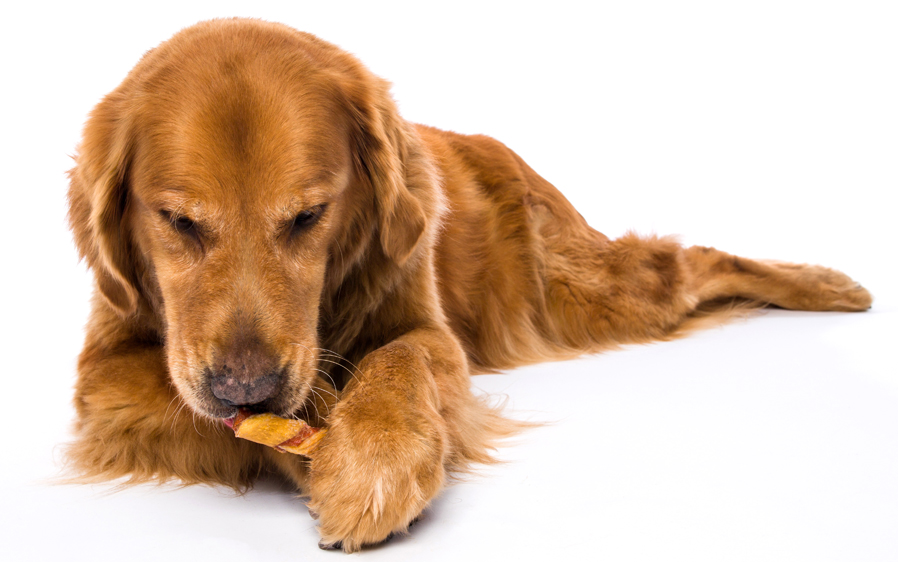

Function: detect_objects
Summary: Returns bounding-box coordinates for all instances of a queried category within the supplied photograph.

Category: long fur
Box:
[65,18,872,552]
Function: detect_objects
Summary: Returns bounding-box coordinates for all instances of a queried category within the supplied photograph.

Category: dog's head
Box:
[68,20,440,419]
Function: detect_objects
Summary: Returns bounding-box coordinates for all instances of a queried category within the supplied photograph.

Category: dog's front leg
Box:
[68,337,261,487]
[308,325,473,552]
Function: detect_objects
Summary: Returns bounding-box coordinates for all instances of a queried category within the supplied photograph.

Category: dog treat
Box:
[224,409,327,457]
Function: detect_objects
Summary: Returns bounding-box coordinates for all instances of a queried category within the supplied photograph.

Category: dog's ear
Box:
[349,77,428,266]
[68,92,139,316]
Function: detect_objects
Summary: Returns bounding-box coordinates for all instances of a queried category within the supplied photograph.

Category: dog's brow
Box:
[155,193,206,218]
[303,169,339,186]
[276,195,328,221]
[284,169,345,204]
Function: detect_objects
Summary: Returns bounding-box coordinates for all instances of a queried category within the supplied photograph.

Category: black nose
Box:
[210,371,280,407]
[209,340,282,407]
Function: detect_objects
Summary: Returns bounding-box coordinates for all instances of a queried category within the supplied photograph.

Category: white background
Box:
[2,1,897,560]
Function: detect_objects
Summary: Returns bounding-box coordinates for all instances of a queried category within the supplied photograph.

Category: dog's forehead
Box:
[131,72,352,215]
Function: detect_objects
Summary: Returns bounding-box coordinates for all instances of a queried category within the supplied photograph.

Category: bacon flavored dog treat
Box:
[224,409,327,457]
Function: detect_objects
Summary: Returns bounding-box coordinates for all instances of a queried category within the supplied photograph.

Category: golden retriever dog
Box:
[66,18,872,551]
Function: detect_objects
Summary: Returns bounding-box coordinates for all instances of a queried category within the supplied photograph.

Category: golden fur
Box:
[66,19,872,551]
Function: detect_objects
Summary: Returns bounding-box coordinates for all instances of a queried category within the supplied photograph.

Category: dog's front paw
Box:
[308,417,446,551]
[306,355,448,552]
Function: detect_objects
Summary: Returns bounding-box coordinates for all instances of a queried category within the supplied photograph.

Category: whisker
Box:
[316,356,362,384]
[304,381,323,421]
[311,366,340,392]
[313,347,364,375]
[313,347,352,364]
[170,400,189,433]
[311,370,340,399]
[162,393,181,425]
[289,342,360,386]
[191,409,206,438]
[309,387,331,417]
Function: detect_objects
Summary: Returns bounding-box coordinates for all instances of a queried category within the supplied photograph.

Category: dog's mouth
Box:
[200,386,318,427]
[217,401,317,431]
[218,404,284,426]
[221,408,251,429]
[199,394,303,427]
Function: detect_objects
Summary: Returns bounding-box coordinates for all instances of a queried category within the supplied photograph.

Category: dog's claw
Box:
[318,540,341,551]
[317,528,413,552]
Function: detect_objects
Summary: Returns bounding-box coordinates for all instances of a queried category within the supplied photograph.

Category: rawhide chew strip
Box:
[226,409,327,457]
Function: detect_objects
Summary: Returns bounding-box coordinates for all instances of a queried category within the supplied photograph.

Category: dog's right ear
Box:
[68,91,139,317]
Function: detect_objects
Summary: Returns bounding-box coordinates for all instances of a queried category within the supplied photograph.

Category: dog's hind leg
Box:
[683,245,872,313]
[540,231,698,349]
[537,229,871,352]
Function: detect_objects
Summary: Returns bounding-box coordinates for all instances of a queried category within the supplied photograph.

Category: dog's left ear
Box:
[348,77,429,266]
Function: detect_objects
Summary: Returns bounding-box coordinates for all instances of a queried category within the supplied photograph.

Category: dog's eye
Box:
[290,204,327,236]
[160,210,200,240]
[173,216,195,233]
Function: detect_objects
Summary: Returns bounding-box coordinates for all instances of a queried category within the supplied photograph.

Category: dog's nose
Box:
[209,344,282,407]
[210,371,280,407]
